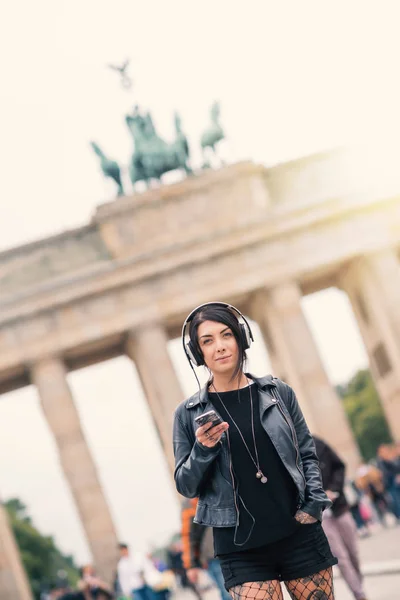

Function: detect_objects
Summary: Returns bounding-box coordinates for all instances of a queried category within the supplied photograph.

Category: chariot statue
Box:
[125,106,192,187]
[91,62,227,196]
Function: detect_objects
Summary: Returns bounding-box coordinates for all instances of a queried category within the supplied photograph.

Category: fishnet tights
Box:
[229,567,334,600]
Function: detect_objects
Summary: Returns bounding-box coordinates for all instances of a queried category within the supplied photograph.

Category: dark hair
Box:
[189,304,247,381]
[118,543,128,550]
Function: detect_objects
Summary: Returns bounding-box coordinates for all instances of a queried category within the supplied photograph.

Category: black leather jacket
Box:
[173,374,330,527]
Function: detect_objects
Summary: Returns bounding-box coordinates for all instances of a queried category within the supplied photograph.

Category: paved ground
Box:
[175,524,400,600]
[328,522,400,600]
[356,521,400,570]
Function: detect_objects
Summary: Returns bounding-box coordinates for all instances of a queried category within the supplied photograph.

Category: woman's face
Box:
[197,320,239,376]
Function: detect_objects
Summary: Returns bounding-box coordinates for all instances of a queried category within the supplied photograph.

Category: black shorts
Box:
[218,521,337,589]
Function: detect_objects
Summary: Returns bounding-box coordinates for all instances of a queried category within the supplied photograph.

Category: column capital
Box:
[30,354,66,375]
[267,280,302,305]
[247,281,302,314]
[125,320,170,358]
[127,319,166,336]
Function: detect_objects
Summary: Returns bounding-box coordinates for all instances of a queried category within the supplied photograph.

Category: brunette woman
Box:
[173,302,337,600]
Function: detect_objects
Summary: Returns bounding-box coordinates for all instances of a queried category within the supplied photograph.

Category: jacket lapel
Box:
[258,387,278,419]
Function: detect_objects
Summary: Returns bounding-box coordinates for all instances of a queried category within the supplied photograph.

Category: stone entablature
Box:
[0,226,111,300]
[1,155,400,394]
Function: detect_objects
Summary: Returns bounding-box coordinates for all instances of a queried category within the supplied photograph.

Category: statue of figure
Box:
[107,58,132,89]
[144,112,157,138]
[200,101,225,167]
[90,142,124,196]
[174,112,190,163]
[125,105,192,187]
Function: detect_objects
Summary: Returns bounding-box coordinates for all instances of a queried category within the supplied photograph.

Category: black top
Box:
[209,383,298,555]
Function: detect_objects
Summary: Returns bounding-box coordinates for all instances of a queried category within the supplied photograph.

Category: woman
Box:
[173,302,337,600]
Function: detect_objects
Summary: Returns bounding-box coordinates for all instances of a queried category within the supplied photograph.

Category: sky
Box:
[0,0,398,565]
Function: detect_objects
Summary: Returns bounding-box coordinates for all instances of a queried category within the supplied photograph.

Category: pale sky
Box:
[1,0,398,565]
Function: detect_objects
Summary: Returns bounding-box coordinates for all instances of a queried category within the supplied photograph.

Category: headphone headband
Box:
[181,301,254,367]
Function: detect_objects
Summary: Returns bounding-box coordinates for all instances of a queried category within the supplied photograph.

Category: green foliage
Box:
[338,369,392,461]
[4,498,80,599]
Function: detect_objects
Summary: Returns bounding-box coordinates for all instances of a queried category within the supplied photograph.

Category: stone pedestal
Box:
[249,284,360,475]
[125,324,184,473]
[340,249,400,439]
[0,501,33,600]
[31,358,118,583]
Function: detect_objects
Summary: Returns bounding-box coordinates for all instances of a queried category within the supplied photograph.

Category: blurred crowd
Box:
[347,442,400,534]
[42,521,228,600]
[41,440,400,600]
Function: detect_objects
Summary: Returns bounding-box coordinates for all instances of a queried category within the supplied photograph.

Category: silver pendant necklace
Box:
[211,380,268,483]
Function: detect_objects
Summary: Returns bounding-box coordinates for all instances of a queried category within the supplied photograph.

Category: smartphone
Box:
[194,409,223,428]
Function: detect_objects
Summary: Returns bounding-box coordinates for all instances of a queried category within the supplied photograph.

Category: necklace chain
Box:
[210,379,268,483]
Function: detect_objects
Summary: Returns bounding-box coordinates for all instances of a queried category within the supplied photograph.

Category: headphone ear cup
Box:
[240,323,251,351]
[186,341,204,367]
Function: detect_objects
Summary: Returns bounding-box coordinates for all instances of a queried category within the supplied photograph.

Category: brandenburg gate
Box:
[1,146,400,598]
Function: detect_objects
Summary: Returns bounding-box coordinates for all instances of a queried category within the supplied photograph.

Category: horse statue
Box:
[90,141,124,196]
[200,101,225,167]
[125,106,191,187]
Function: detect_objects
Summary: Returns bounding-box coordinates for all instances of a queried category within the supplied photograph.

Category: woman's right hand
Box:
[294,509,317,524]
[196,420,229,448]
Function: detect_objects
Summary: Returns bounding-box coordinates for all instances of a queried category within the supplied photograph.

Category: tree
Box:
[4,498,80,599]
[338,369,392,461]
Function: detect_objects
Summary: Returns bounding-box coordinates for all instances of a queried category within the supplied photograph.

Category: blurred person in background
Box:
[313,436,368,600]
[355,463,392,526]
[58,591,113,600]
[165,538,185,584]
[117,542,157,600]
[343,479,371,538]
[77,564,113,599]
[174,302,337,600]
[166,537,201,600]
[50,585,73,600]
[395,441,400,459]
[147,554,176,600]
[181,497,230,600]
[376,443,400,522]
[112,570,123,599]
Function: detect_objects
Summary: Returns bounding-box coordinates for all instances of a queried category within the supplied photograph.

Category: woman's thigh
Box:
[284,567,334,599]
[229,580,283,600]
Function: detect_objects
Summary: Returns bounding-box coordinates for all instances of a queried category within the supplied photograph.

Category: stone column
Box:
[249,284,361,475]
[125,324,185,474]
[0,500,33,600]
[247,290,292,387]
[31,358,118,583]
[339,248,400,439]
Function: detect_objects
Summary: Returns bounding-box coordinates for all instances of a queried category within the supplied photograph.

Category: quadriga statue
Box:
[125,106,192,187]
